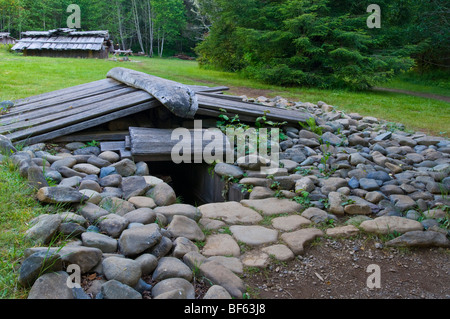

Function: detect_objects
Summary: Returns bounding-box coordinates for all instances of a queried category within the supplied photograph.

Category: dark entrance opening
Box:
[147,161,245,206]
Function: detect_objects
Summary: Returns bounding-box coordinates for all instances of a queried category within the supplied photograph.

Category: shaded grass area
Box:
[380,70,450,97]
[0,158,45,299]
[1,47,449,136]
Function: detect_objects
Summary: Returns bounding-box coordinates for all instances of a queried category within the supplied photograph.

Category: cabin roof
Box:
[12,28,109,52]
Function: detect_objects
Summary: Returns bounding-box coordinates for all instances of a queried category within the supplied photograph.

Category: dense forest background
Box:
[0,0,448,89]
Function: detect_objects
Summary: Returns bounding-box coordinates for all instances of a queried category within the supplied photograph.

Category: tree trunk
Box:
[131,0,146,54]
[160,34,165,57]
[115,0,126,50]
[148,0,154,57]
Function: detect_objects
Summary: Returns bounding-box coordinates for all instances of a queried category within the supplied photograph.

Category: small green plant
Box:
[341,198,356,206]
[300,117,322,136]
[437,217,450,230]
[292,191,312,208]
[219,226,233,236]
[255,110,287,129]
[319,198,330,209]
[83,140,100,148]
[295,167,312,176]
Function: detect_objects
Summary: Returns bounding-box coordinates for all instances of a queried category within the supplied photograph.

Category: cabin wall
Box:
[23,49,108,59]
[0,37,16,45]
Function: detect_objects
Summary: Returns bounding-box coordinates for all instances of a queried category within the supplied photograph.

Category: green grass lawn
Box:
[0,158,49,299]
[1,47,449,136]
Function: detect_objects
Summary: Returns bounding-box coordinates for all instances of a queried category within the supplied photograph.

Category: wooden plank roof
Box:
[1,68,314,148]
[12,28,109,52]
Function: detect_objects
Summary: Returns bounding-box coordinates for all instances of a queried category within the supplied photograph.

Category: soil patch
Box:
[244,237,450,299]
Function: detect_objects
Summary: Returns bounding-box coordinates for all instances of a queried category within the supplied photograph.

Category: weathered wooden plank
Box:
[14,79,123,109]
[53,131,129,143]
[197,94,313,124]
[13,100,161,145]
[195,107,257,124]
[0,87,140,128]
[188,86,229,94]
[129,127,231,162]
[7,79,126,116]
[6,91,157,142]
[197,92,244,102]
[101,141,126,152]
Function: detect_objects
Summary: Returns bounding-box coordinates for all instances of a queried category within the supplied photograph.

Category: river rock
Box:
[99,151,120,163]
[280,228,324,255]
[172,237,200,258]
[0,134,17,154]
[326,225,360,238]
[199,261,246,299]
[154,204,201,223]
[101,280,142,299]
[271,215,311,231]
[214,163,244,178]
[360,216,423,235]
[152,257,193,282]
[328,191,345,215]
[37,186,86,204]
[148,236,173,258]
[120,176,150,200]
[25,214,62,245]
[123,208,156,224]
[386,230,450,248]
[24,246,102,274]
[202,234,240,257]
[73,163,101,175]
[18,251,63,288]
[27,271,74,299]
[389,194,416,212]
[240,198,302,216]
[167,215,205,241]
[127,196,157,209]
[99,197,135,216]
[109,159,136,177]
[78,202,110,224]
[151,278,195,299]
[102,257,142,287]
[135,254,158,275]
[229,225,278,246]
[81,232,118,253]
[301,207,328,223]
[27,166,49,190]
[261,244,295,262]
[118,223,162,257]
[146,182,177,206]
[198,202,263,225]
[203,285,232,299]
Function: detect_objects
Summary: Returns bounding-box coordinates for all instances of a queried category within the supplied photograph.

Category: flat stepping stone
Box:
[127,196,157,209]
[205,256,243,274]
[240,250,270,268]
[359,216,423,235]
[240,198,303,216]
[199,218,226,230]
[271,215,311,231]
[326,225,360,238]
[198,202,262,224]
[280,228,324,255]
[261,244,294,262]
[229,225,278,246]
[202,234,240,257]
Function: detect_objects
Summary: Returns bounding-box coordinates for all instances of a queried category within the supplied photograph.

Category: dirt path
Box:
[245,237,450,299]
[372,87,450,103]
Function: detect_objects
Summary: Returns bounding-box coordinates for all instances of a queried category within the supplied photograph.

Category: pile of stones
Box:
[0,96,449,300]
